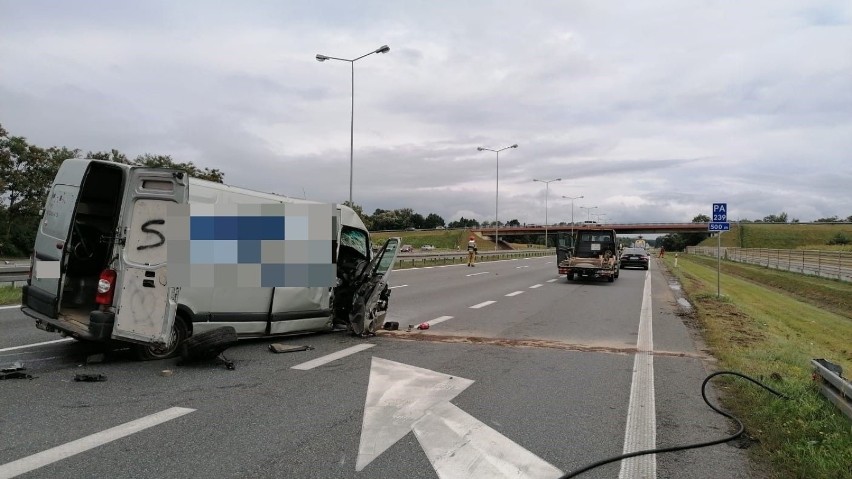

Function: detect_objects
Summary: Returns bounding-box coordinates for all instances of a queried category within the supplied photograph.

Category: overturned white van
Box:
[21,159,400,359]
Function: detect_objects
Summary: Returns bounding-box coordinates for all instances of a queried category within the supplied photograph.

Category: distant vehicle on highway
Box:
[420,244,435,251]
[405,227,416,231]
[400,245,413,252]
[620,247,650,270]
[434,226,445,230]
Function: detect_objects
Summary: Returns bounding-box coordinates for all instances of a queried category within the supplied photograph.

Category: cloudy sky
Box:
[2,0,850,225]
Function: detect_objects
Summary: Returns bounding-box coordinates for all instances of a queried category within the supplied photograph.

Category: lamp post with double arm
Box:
[316,44,390,206]
[477,144,519,251]
[562,195,584,251]
[533,178,561,248]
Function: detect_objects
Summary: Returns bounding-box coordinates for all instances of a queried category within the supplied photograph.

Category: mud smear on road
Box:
[379,331,711,360]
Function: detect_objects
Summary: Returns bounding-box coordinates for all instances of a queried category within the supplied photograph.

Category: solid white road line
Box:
[426,316,454,327]
[469,301,496,309]
[466,272,488,277]
[619,270,656,479]
[389,285,408,289]
[529,284,542,289]
[505,291,524,297]
[0,338,75,353]
[546,279,558,283]
[0,407,195,479]
[291,344,376,371]
[0,305,22,310]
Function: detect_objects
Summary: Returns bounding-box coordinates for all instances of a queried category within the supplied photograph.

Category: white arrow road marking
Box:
[426,316,453,326]
[356,358,562,478]
[413,402,563,479]
[466,271,489,277]
[388,285,408,289]
[469,301,496,309]
[529,284,543,289]
[291,344,375,370]
[0,407,195,479]
[619,269,656,478]
[505,291,524,297]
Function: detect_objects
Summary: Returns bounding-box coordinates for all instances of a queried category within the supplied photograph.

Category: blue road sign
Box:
[708,222,730,231]
[712,203,727,222]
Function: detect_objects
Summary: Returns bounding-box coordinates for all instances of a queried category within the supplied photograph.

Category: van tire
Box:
[134,317,188,361]
[180,326,238,361]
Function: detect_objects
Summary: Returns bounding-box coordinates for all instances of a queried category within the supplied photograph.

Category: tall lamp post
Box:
[316,44,390,206]
[580,205,598,222]
[533,178,561,248]
[477,144,519,251]
[562,195,584,251]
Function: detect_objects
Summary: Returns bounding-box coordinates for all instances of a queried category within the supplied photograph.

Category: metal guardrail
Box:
[394,249,553,268]
[811,359,852,421]
[687,247,852,282]
[0,266,29,286]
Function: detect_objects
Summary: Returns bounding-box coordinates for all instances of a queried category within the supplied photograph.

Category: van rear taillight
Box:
[95,269,117,305]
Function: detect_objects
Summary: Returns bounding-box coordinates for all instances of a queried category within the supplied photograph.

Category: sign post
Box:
[709,203,728,298]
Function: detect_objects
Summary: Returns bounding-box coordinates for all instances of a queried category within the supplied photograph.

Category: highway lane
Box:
[0,257,761,479]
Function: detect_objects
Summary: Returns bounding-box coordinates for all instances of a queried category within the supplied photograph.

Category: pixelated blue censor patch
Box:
[166,203,337,288]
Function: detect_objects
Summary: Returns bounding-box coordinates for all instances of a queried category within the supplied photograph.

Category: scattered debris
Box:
[86,353,106,365]
[74,373,107,382]
[1,361,34,380]
[160,370,174,377]
[180,326,238,362]
[382,321,399,331]
[407,324,414,332]
[269,344,315,354]
[417,322,430,330]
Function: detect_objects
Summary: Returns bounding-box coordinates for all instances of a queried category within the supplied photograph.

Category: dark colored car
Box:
[619,247,650,270]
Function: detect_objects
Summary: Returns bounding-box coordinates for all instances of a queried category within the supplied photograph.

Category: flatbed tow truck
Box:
[556,228,619,282]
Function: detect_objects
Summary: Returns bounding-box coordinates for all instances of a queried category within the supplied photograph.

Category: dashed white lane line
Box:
[0,407,195,479]
[466,272,489,277]
[469,301,496,309]
[291,344,376,371]
[545,261,553,265]
[0,338,75,353]
[515,266,529,269]
[389,285,408,289]
[529,284,543,289]
[505,291,524,297]
[426,316,454,326]
[546,279,558,283]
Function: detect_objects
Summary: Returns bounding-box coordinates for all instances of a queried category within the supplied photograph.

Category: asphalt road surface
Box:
[0,256,767,479]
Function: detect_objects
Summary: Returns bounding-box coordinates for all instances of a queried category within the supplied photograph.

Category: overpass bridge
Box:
[471,223,711,237]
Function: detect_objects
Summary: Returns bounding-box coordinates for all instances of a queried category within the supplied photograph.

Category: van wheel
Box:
[180,326,238,361]
[134,317,188,361]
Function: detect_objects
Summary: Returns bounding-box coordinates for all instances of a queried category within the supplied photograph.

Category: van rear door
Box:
[111,168,188,347]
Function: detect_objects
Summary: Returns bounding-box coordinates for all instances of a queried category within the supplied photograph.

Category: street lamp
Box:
[562,195,583,251]
[533,178,561,248]
[316,44,390,206]
[477,144,519,251]
[580,205,598,222]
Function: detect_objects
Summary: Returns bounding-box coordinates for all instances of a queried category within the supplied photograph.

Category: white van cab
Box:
[21,159,400,359]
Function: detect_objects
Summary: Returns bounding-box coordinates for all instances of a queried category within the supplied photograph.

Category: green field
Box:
[662,254,852,479]
[699,223,852,250]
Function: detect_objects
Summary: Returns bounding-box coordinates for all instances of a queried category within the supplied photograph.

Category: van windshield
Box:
[340,227,368,258]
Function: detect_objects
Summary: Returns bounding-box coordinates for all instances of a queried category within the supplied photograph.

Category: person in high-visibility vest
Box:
[467,236,478,267]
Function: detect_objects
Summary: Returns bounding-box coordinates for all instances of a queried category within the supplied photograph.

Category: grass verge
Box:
[0,285,21,306]
[662,254,852,479]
